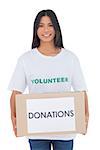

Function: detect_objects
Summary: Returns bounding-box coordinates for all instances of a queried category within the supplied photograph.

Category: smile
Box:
[42,34,52,37]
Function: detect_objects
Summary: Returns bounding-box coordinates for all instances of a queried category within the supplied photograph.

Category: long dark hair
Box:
[31,9,64,49]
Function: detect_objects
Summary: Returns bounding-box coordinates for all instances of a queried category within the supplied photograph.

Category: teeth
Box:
[43,34,51,37]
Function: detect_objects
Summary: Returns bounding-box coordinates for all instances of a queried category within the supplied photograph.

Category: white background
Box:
[0,0,99,149]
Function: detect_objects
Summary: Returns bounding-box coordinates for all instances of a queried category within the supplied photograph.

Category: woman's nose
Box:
[44,26,49,32]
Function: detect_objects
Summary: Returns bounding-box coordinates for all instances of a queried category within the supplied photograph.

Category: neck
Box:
[39,41,55,51]
[37,41,61,56]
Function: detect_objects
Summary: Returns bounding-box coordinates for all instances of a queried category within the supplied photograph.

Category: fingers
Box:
[11,116,17,137]
[83,115,89,135]
[13,124,17,136]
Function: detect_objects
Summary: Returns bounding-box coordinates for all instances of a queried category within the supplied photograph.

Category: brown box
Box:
[16,91,86,137]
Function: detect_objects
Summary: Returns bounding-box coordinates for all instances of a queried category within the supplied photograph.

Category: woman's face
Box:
[37,16,55,43]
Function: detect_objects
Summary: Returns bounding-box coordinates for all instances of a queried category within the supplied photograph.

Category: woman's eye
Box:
[49,24,53,27]
[38,25,43,27]
[38,24,53,28]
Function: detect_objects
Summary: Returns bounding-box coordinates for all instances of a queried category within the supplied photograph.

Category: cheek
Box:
[37,30,44,39]
[51,29,55,38]
[37,29,41,37]
[51,28,55,35]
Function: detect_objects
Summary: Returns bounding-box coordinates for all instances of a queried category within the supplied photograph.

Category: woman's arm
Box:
[10,90,22,136]
[84,91,89,133]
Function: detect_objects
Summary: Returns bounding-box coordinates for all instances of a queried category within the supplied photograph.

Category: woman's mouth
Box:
[42,34,52,37]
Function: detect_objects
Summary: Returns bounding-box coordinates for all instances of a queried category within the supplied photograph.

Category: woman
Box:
[9,9,89,150]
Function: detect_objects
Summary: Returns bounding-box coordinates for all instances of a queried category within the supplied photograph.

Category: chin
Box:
[40,38,54,43]
[43,40,53,42]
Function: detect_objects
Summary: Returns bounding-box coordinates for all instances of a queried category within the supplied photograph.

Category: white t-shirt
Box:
[8,48,87,140]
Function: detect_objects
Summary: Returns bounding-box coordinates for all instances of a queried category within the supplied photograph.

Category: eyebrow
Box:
[39,22,53,25]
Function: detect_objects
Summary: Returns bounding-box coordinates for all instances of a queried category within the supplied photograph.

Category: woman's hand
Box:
[10,90,22,137]
[11,115,17,136]
[83,91,89,135]
[85,115,89,129]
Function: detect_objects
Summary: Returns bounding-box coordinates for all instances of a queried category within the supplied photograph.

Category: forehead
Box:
[39,16,52,23]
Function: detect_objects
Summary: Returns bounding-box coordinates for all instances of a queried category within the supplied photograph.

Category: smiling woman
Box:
[8,9,89,150]
[37,16,55,43]
[31,9,64,55]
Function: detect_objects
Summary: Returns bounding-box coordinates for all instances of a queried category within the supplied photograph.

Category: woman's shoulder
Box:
[18,49,34,62]
[63,48,79,60]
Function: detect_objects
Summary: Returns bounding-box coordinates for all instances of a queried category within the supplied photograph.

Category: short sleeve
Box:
[72,56,87,91]
[8,57,27,92]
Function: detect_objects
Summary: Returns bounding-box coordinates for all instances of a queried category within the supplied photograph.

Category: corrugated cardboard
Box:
[16,91,86,137]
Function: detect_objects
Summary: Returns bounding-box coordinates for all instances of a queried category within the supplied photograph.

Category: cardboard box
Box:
[16,91,86,137]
